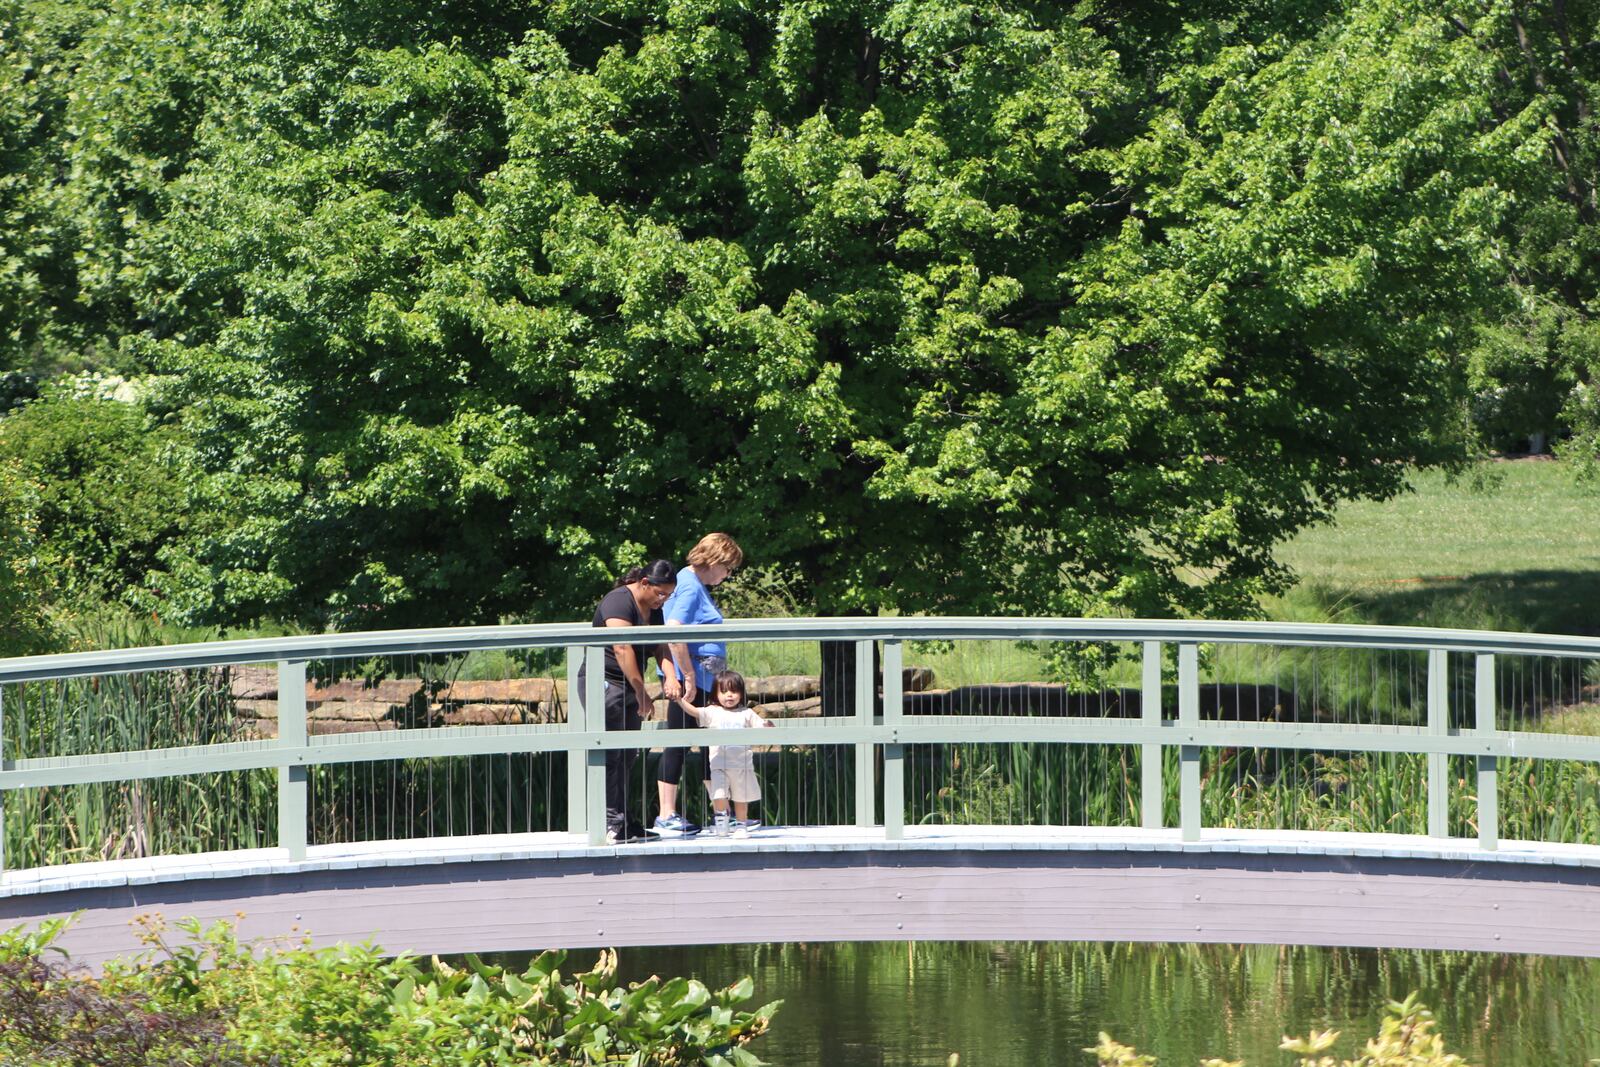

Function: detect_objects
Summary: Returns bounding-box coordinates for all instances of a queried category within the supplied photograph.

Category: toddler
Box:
[676,669,773,836]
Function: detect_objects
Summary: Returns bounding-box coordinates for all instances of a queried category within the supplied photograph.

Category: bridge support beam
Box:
[854,639,877,829]
[1477,654,1498,851]
[584,646,606,846]
[565,646,586,838]
[277,661,308,860]
[1141,641,1163,830]
[1178,643,1200,842]
[882,640,904,839]
[1428,649,1448,839]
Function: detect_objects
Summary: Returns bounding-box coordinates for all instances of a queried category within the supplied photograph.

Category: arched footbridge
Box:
[5,618,1600,967]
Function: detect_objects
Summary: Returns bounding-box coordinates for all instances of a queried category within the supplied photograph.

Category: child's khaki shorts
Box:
[707,761,761,804]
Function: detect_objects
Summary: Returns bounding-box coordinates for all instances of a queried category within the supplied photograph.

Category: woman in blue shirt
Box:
[651,532,745,836]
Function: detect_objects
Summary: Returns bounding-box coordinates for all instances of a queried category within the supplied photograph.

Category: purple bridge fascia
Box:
[5,827,1600,968]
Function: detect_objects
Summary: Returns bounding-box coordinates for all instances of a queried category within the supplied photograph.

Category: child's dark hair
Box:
[712,670,746,701]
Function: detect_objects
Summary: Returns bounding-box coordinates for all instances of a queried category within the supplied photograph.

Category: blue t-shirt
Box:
[659,566,726,691]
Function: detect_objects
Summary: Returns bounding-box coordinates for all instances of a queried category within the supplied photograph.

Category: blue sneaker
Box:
[648,813,701,837]
[736,818,762,832]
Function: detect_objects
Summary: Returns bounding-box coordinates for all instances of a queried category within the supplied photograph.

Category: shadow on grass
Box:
[1300,570,1600,637]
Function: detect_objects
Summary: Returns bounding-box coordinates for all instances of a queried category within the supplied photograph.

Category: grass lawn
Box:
[1270,460,1600,635]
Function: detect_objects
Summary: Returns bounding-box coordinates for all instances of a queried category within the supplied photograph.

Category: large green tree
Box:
[122,0,1543,629]
[1441,1,1600,456]
[1,0,1550,629]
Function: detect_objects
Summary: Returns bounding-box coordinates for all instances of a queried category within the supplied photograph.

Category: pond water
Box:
[584,942,1600,1065]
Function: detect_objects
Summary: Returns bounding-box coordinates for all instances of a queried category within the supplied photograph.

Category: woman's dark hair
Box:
[615,559,677,589]
[712,670,746,701]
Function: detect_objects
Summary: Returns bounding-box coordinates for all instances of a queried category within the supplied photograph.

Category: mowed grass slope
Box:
[1271,460,1600,635]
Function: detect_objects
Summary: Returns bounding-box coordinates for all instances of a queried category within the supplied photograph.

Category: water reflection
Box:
[487,942,1600,1065]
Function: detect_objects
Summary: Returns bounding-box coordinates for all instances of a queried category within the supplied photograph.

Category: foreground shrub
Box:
[1090,993,1466,1066]
[0,917,248,1065]
[1,917,778,1066]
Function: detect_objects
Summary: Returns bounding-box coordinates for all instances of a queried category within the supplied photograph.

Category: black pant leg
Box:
[655,699,701,786]
[602,681,640,833]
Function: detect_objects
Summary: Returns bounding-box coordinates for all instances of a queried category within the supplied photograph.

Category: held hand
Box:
[662,673,684,701]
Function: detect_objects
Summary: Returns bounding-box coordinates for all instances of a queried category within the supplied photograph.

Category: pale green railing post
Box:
[1178,643,1201,842]
[1141,641,1163,830]
[584,645,607,846]
[1428,649,1449,839]
[1476,653,1498,851]
[565,645,587,838]
[854,639,877,828]
[277,661,308,860]
[883,640,904,840]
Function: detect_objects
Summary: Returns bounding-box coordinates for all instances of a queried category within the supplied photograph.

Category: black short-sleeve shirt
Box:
[593,586,665,682]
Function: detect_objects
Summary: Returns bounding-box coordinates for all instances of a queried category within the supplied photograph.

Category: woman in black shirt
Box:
[581,559,684,842]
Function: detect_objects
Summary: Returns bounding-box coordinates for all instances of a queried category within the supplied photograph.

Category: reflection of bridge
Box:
[6,619,1600,965]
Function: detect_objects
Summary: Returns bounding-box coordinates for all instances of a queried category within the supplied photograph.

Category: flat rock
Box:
[228,666,278,700]
[435,678,560,705]
[440,703,548,726]
[743,675,821,701]
[309,718,397,735]
[308,700,405,722]
[755,696,821,719]
[307,679,423,704]
[235,698,278,719]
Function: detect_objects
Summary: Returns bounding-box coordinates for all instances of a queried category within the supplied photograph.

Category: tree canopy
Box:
[0,0,1588,631]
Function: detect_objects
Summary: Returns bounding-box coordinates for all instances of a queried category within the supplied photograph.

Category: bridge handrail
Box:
[4,617,1600,683]
[5,615,1598,871]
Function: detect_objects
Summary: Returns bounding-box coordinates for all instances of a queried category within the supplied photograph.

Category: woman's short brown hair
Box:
[686,532,744,571]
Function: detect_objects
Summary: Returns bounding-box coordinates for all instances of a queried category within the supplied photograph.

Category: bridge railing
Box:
[4,618,1600,875]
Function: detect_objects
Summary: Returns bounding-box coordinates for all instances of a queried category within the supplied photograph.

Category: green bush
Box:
[1,916,779,1066]
[0,457,59,656]
[0,392,188,605]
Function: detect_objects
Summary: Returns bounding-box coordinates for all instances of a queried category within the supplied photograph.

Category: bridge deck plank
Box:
[6,825,1600,897]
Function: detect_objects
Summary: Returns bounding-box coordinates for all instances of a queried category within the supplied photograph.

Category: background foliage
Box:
[1,0,1597,637]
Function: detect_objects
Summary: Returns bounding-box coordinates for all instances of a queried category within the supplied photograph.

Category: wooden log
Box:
[904,685,1143,717]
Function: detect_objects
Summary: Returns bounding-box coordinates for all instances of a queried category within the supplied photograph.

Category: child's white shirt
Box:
[686,704,765,766]
[690,705,764,731]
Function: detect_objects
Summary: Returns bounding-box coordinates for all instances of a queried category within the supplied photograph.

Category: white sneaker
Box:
[712,813,732,837]
[733,821,750,838]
